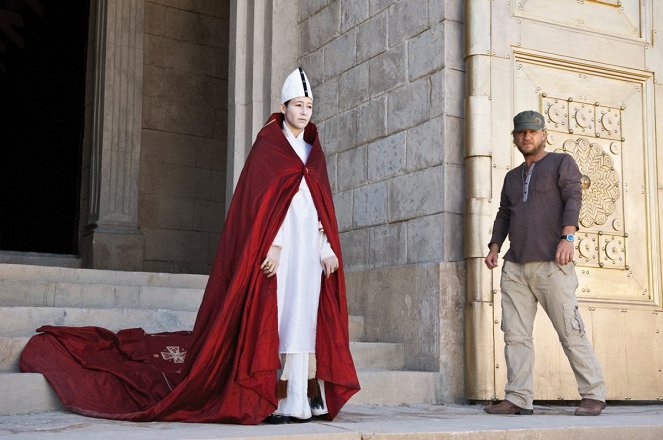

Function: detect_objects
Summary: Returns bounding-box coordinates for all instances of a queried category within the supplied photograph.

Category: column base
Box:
[80,225,144,271]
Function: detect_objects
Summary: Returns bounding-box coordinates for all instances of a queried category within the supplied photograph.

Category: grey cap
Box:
[513,110,545,132]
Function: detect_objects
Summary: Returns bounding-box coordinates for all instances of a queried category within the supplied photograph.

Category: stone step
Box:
[0,264,208,289]
[0,369,438,415]
[0,251,82,268]
[0,307,197,337]
[1,338,399,373]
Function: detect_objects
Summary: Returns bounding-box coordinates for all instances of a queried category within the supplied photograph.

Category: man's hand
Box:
[260,245,282,278]
[485,243,500,270]
[321,255,339,278]
[556,240,574,265]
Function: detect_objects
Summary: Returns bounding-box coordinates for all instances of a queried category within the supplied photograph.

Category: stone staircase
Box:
[0,264,438,415]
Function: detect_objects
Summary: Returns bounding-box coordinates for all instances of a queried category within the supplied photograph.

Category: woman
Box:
[20,68,360,424]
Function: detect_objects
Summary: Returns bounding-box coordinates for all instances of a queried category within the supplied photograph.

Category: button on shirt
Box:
[489,152,582,263]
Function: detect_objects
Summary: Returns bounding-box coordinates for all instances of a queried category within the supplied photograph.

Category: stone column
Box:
[80,0,144,270]
[226,0,297,204]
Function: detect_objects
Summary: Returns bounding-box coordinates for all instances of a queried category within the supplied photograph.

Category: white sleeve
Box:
[271,225,284,248]
[319,230,336,260]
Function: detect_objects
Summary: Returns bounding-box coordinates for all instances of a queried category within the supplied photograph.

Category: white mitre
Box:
[280,67,313,104]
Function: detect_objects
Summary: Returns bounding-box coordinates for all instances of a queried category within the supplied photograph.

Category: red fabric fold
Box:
[19,113,360,424]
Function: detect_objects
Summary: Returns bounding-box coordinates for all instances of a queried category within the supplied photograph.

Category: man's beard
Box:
[517,138,546,157]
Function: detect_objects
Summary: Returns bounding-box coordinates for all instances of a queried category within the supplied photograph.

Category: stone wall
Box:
[140,0,230,274]
[298,0,466,402]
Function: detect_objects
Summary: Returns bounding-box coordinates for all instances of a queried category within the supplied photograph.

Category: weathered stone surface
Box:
[369,0,397,15]
[368,43,407,97]
[143,65,164,98]
[409,23,445,81]
[431,68,465,119]
[326,152,338,191]
[445,20,465,72]
[194,169,225,202]
[444,213,465,262]
[337,146,366,191]
[140,194,195,230]
[300,49,325,88]
[164,40,216,75]
[357,12,387,63]
[340,228,369,270]
[193,199,224,232]
[143,96,215,137]
[162,70,221,105]
[143,228,208,263]
[356,95,386,145]
[406,117,444,171]
[313,77,339,121]
[145,35,167,67]
[387,79,431,133]
[353,182,388,228]
[387,0,429,47]
[141,129,197,167]
[407,214,444,263]
[389,166,444,222]
[324,29,357,79]
[368,132,406,182]
[428,0,446,24]
[199,14,226,47]
[324,110,357,155]
[369,222,407,267]
[333,189,353,232]
[140,162,198,199]
[444,115,464,165]
[445,163,465,215]
[339,62,369,112]
[306,2,341,52]
[195,137,226,171]
[298,0,331,23]
[341,0,369,32]
[163,7,201,43]
[145,2,166,35]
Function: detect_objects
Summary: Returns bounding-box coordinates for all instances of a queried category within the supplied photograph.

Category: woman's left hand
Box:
[321,255,339,278]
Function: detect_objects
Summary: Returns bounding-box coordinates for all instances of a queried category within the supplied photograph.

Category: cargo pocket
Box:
[562,302,586,337]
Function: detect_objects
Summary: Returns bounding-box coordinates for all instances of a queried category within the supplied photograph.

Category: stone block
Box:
[444,115,464,165]
[163,7,201,43]
[406,117,444,171]
[353,182,388,228]
[407,214,444,263]
[164,40,216,76]
[214,46,229,79]
[194,199,225,232]
[357,11,387,63]
[341,0,369,32]
[387,0,429,47]
[145,2,166,36]
[338,62,369,112]
[368,44,407,97]
[387,79,430,133]
[199,15,226,47]
[445,20,465,72]
[154,0,202,14]
[444,213,465,262]
[208,231,221,264]
[367,132,406,181]
[141,129,197,167]
[340,228,369,270]
[143,65,164,98]
[322,110,357,155]
[431,68,465,119]
[323,29,357,79]
[369,222,407,267]
[300,49,325,88]
[140,161,198,198]
[313,77,339,121]
[344,269,368,315]
[389,166,444,222]
[445,163,465,215]
[214,109,228,140]
[143,228,209,263]
[214,78,228,109]
[80,230,144,271]
[298,0,331,23]
[308,2,341,51]
[428,0,446,24]
[326,152,338,191]
[333,189,353,232]
[337,146,366,191]
[162,70,219,105]
[369,0,397,15]
[409,23,445,81]
[144,35,167,67]
[195,137,226,171]
[143,96,215,137]
[194,169,225,202]
[357,96,386,145]
[140,194,195,230]
[446,0,464,23]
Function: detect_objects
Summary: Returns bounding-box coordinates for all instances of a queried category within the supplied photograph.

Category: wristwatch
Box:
[560,234,574,242]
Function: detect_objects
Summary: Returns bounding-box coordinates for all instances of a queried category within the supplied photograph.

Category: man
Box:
[483,110,607,416]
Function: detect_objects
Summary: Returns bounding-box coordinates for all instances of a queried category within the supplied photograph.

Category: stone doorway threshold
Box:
[0,251,81,268]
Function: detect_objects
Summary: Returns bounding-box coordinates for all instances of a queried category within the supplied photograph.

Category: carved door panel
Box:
[487,0,663,400]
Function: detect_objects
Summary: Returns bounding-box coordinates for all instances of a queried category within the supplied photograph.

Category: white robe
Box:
[272,124,335,418]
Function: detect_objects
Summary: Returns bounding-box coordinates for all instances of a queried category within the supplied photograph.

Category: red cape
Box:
[19,113,360,424]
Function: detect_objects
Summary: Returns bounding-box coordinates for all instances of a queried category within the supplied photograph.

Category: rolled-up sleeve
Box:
[558,154,582,229]
[489,184,510,250]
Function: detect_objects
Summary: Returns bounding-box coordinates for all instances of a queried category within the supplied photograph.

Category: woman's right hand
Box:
[260,245,282,277]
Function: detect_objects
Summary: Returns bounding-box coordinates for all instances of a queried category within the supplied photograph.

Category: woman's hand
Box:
[321,255,339,278]
[260,246,282,277]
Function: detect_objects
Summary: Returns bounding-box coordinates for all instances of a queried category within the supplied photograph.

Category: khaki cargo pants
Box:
[500,260,606,409]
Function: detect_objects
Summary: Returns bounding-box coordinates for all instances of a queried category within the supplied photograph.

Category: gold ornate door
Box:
[465,0,663,401]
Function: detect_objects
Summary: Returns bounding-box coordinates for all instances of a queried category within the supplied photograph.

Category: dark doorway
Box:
[0,0,89,254]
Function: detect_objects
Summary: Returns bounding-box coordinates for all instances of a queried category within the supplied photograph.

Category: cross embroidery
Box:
[161,346,186,364]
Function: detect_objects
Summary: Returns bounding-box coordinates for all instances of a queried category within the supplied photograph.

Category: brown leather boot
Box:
[574,398,607,416]
[484,400,533,415]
